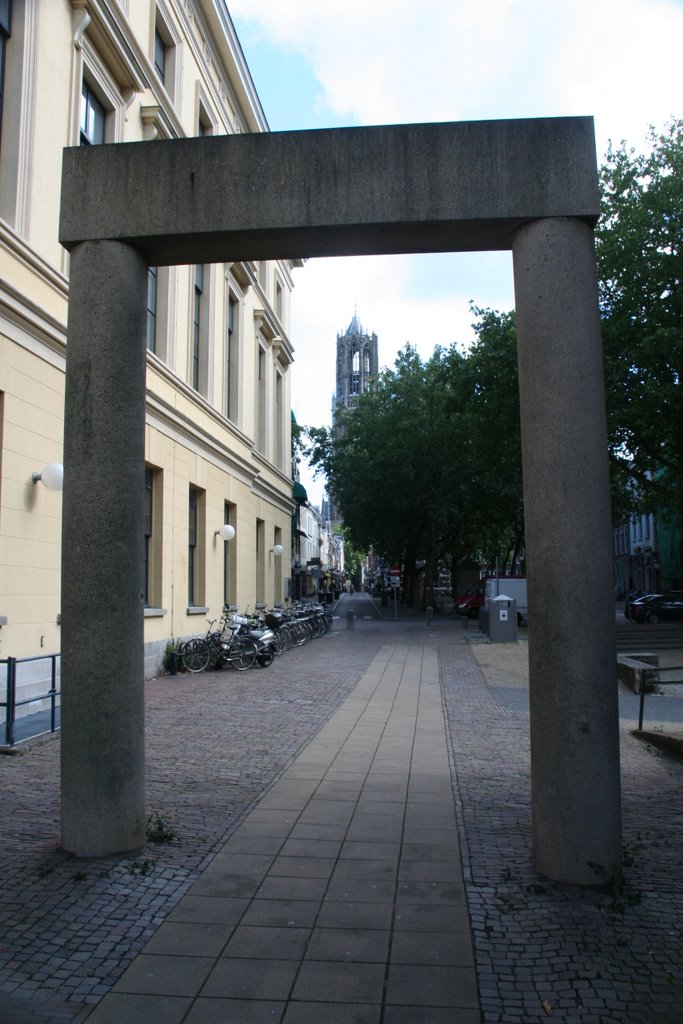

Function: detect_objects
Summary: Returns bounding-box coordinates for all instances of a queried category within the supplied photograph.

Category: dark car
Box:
[630,593,683,624]
[624,592,659,620]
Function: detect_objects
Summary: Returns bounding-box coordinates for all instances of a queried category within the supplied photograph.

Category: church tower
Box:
[333,313,379,425]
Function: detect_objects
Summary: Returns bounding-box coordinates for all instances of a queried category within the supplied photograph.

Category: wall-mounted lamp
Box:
[32,462,64,492]
[214,524,235,542]
[270,544,284,558]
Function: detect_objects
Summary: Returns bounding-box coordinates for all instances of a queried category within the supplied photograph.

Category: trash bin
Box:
[487,595,518,643]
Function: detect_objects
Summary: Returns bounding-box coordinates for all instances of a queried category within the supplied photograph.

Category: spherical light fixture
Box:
[215,524,235,542]
[32,462,64,492]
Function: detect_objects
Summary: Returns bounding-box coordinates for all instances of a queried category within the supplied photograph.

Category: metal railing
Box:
[638,666,683,731]
[1,653,61,748]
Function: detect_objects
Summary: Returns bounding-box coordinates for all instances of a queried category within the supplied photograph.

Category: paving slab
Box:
[3,601,681,1023]
[81,640,478,1019]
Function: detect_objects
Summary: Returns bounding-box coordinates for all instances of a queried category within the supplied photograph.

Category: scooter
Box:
[231,614,276,667]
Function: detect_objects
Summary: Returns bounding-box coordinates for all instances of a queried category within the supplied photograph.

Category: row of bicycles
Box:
[178,601,335,673]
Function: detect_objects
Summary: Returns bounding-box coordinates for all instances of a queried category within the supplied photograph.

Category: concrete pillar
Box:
[512,217,622,885]
[60,241,148,857]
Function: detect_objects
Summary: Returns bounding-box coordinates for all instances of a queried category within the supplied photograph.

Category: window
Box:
[153,27,165,83]
[147,266,158,352]
[153,10,177,101]
[80,78,105,146]
[223,502,236,608]
[0,0,10,151]
[144,465,163,608]
[275,279,283,322]
[188,488,197,605]
[188,487,205,606]
[273,526,283,605]
[0,390,4,509]
[144,467,153,605]
[256,518,265,605]
[192,264,204,391]
[351,349,360,394]
[275,370,284,470]
[198,100,214,137]
[257,346,266,453]
[226,291,239,422]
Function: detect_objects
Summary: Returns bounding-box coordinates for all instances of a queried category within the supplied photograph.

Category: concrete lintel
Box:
[60,117,599,265]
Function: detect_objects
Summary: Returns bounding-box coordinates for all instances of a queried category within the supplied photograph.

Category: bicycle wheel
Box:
[256,644,275,668]
[181,637,210,673]
[228,637,257,671]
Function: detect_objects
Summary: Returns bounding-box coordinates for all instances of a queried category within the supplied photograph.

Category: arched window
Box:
[351,348,360,394]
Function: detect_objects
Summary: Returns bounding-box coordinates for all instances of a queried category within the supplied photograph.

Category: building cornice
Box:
[71,0,148,91]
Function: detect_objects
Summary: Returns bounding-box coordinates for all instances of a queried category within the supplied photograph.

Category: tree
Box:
[303,312,526,604]
[450,307,524,572]
[596,119,683,514]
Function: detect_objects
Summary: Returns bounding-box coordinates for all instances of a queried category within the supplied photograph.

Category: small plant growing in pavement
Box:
[146,812,177,844]
[126,858,154,876]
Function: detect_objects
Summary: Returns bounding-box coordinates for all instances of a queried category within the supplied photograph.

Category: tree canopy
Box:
[304,309,524,604]
[302,119,683,597]
[596,119,683,513]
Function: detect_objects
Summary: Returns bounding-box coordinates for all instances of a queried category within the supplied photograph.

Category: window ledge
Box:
[144,607,167,618]
[187,606,209,616]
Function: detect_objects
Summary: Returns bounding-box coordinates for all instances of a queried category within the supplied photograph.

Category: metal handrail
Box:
[1,653,61,748]
[638,666,683,731]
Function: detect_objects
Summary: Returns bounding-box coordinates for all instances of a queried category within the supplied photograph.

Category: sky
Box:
[229,0,682,504]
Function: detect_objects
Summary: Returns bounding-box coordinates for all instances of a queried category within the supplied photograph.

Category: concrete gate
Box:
[58,116,621,885]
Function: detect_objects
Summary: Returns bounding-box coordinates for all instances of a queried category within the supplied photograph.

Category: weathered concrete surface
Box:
[58,115,620,882]
[513,217,621,884]
[60,117,599,264]
[60,240,148,857]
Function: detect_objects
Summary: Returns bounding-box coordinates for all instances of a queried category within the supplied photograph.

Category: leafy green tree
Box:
[449,307,524,573]
[300,122,683,596]
[303,314,526,605]
[597,119,683,513]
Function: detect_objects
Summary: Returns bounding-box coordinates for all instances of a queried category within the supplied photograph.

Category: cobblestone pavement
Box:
[443,631,683,1024]
[1,610,682,1023]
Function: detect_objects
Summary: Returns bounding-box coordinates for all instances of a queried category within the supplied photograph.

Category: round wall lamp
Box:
[32,462,64,491]
[214,524,235,542]
[271,544,284,557]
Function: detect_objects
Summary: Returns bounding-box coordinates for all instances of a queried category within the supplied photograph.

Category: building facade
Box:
[613,511,658,598]
[0,0,298,689]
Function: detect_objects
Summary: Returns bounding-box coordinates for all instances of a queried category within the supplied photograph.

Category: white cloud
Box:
[231,0,681,154]
[290,252,515,430]
[230,0,682,503]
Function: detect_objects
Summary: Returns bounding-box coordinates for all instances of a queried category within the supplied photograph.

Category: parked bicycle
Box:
[180,617,257,673]
[177,602,334,674]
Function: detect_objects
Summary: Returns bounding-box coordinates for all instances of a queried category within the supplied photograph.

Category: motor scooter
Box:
[231,614,276,667]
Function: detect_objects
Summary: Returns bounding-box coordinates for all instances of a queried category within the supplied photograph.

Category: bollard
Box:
[346,611,355,630]
[425,606,433,626]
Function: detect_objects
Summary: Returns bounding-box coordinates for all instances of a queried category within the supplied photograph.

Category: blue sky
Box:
[230,0,682,503]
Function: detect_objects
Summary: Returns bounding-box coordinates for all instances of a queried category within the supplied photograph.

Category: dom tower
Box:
[329,314,379,529]
[333,314,379,430]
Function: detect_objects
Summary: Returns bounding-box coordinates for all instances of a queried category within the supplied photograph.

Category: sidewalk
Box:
[1,615,682,1023]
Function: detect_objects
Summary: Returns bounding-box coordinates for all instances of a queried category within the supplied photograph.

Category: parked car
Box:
[624,592,659,620]
[455,577,527,620]
[630,593,683,624]
[454,582,486,618]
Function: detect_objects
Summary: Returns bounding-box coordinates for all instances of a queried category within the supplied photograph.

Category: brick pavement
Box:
[442,631,683,1024]
[0,609,681,1023]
